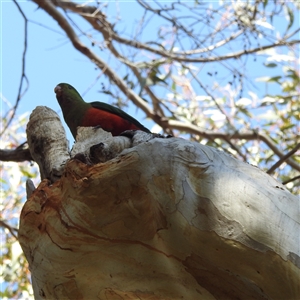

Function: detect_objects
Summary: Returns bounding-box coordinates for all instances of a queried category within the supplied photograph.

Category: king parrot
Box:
[54,83,151,138]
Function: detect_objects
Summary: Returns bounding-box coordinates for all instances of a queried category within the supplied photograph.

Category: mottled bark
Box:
[26,106,69,182]
[19,107,300,300]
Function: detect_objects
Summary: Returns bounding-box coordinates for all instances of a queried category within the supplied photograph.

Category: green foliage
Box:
[255,54,299,192]
[284,5,294,31]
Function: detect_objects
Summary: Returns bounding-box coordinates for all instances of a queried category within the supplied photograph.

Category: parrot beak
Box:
[54,85,62,96]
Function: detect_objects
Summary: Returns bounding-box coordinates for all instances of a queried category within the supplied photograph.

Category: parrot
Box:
[54,83,151,138]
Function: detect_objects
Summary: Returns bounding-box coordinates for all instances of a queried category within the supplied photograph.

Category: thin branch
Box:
[0,220,19,239]
[189,67,252,159]
[154,39,300,64]
[282,175,300,185]
[28,19,66,36]
[267,143,300,175]
[222,136,248,162]
[52,0,300,64]
[189,68,233,127]
[1,0,29,137]
[176,30,244,55]
[137,0,195,39]
[164,120,300,172]
[0,142,33,162]
[82,70,107,97]
[284,27,300,40]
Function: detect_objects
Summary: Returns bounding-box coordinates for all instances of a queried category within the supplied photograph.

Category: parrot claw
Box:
[120,130,173,147]
[93,125,102,130]
[120,130,172,140]
[119,130,138,138]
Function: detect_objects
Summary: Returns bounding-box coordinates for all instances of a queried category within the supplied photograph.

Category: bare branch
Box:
[0,220,18,240]
[189,68,233,127]
[282,175,300,185]
[137,0,196,39]
[0,143,33,162]
[267,143,300,175]
[165,120,300,172]
[176,30,244,55]
[146,39,300,64]
[51,0,300,64]
[1,0,29,137]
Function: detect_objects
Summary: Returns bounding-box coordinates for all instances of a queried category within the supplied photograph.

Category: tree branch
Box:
[267,143,300,175]
[1,0,29,137]
[165,120,300,172]
[0,143,33,162]
[282,175,300,185]
[0,220,18,239]
[50,0,300,63]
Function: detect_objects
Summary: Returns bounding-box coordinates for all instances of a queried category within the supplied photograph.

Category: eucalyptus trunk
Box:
[19,106,300,300]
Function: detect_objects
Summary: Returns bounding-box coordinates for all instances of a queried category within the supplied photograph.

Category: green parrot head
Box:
[55,83,83,107]
[54,83,90,138]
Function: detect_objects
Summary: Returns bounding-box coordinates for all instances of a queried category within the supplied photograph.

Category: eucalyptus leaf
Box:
[264,63,277,68]
[286,6,294,31]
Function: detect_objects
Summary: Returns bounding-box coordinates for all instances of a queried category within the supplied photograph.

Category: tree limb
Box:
[282,175,300,185]
[0,220,18,239]
[165,120,300,172]
[0,143,33,162]
[53,0,300,63]
[267,143,300,175]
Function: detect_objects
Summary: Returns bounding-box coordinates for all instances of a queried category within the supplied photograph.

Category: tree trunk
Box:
[19,106,300,300]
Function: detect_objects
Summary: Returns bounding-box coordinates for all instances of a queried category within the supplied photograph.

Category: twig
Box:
[282,175,300,185]
[51,0,300,64]
[189,68,233,127]
[0,220,19,239]
[165,120,300,172]
[267,143,300,175]
[0,0,29,137]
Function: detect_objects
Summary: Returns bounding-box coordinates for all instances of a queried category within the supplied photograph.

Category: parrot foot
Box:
[120,130,173,146]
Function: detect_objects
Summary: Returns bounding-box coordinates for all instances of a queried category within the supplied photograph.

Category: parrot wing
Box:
[90,101,151,133]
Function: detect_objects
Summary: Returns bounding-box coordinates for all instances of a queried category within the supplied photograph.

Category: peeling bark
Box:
[19,107,300,299]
